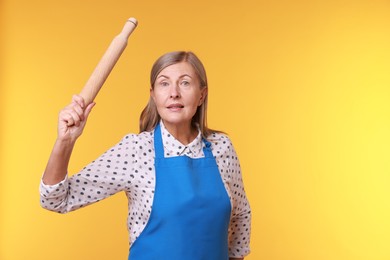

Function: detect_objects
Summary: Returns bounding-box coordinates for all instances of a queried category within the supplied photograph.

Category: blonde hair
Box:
[139,51,219,138]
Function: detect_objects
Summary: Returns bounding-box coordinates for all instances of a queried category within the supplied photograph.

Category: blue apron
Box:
[129,124,231,259]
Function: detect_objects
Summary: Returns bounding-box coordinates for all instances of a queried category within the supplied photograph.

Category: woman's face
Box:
[151,62,207,131]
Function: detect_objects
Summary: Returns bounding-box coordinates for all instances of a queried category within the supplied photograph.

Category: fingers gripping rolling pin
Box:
[79,17,138,106]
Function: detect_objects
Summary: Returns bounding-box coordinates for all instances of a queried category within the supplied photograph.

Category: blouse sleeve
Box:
[212,134,251,258]
[39,134,135,213]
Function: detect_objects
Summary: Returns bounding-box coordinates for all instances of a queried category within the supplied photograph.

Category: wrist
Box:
[56,135,77,145]
[54,137,77,153]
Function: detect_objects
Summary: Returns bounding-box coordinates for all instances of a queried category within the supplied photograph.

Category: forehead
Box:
[157,62,196,78]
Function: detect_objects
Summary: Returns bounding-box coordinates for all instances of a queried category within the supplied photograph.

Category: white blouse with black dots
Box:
[40,121,251,257]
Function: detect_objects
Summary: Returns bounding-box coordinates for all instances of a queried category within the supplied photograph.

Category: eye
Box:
[180,80,190,86]
[160,81,169,87]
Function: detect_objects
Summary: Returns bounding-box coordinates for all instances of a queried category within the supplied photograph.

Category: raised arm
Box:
[43,18,137,184]
[42,95,95,185]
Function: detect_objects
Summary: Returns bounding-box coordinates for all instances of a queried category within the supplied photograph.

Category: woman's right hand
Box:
[57,95,95,142]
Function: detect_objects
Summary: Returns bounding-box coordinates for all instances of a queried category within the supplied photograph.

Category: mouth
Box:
[167,103,184,111]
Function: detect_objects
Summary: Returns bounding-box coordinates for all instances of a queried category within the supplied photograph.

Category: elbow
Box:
[40,198,68,214]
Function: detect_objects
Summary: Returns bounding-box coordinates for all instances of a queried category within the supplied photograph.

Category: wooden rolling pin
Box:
[79,17,138,106]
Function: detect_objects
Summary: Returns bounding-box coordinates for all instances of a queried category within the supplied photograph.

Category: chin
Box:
[160,116,192,127]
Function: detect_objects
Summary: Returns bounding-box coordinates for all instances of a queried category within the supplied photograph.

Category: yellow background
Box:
[1,0,390,259]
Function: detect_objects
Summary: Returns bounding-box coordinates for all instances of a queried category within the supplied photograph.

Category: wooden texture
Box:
[79,18,138,105]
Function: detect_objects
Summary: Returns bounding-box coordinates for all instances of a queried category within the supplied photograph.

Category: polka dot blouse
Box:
[40,121,251,258]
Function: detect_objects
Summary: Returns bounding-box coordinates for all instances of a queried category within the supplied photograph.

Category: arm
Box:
[211,133,251,258]
[42,95,95,185]
[222,136,252,258]
[40,96,134,213]
[228,150,251,257]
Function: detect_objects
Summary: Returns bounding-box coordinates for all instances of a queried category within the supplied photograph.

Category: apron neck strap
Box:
[154,123,164,158]
[202,139,213,158]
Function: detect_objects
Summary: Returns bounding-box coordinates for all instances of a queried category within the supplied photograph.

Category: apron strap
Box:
[154,123,164,159]
[202,139,214,158]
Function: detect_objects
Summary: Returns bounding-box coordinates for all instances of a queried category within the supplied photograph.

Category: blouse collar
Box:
[159,120,204,158]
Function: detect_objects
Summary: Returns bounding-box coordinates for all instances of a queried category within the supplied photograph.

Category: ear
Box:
[198,87,208,106]
[150,87,155,102]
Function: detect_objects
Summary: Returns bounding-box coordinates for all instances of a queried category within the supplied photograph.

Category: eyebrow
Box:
[157,74,193,79]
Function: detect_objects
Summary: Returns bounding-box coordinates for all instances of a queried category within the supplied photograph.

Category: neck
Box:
[162,120,198,145]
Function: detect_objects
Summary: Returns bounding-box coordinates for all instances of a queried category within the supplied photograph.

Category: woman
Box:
[40,51,251,259]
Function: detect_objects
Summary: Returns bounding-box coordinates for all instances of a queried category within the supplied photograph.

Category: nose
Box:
[170,84,181,99]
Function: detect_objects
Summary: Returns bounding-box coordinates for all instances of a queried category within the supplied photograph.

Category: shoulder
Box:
[120,131,153,143]
[111,131,154,152]
[207,132,237,156]
[207,132,233,145]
